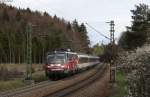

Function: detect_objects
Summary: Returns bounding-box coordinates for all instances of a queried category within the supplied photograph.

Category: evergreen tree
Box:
[79,23,90,50]
[79,23,86,32]
[26,8,31,13]
[67,22,71,30]
[119,3,150,49]
[72,19,79,32]
[43,12,49,16]
[2,8,9,21]
[16,11,21,21]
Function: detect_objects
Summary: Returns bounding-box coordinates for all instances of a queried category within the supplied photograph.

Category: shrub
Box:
[0,65,9,80]
[0,65,24,80]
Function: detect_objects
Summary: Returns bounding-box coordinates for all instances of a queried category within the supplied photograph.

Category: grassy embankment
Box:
[110,70,128,97]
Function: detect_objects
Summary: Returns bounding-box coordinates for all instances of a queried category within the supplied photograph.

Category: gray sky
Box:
[7,0,150,46]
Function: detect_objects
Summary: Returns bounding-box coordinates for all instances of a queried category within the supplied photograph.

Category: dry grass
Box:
[0,64,45,92]
[0,64,43,72]
[0,65,24,80]
[0,64,44,80]
[0,79,26,92]
[32,71,47,82]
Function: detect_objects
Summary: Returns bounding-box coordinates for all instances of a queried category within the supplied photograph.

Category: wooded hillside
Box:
[0,3,90,63]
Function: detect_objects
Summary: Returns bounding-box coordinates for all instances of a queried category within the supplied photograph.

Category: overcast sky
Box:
[6,0,150,46]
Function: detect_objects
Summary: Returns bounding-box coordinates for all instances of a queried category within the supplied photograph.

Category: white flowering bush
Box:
[117,45,150,97]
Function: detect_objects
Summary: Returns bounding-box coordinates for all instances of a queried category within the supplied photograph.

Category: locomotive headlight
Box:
[61,65,65,68]
[51,64,54,66]
[47,65,51,68]
[56,64,61,66]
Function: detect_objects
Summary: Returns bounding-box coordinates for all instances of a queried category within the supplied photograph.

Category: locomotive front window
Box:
[47,53,66,64]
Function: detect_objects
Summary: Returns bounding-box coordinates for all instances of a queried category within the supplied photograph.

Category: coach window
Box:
[79,57,88,63]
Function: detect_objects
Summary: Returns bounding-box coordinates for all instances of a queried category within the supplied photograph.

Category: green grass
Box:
[110,71,128,97]
[0,79,26,92]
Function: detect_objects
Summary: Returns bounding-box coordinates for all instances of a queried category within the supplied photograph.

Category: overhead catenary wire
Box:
[85,23,110,40]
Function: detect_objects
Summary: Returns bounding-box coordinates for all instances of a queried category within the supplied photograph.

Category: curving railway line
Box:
[45,63,108,97]
[0,81,55,97]
[0,63,108,97]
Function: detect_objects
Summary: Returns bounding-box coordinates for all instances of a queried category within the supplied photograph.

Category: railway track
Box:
[0,80,56,97]
[44,64,107,97]
[0,63,107,97]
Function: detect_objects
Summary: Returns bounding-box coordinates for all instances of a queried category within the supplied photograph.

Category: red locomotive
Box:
[44,50,99,79]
